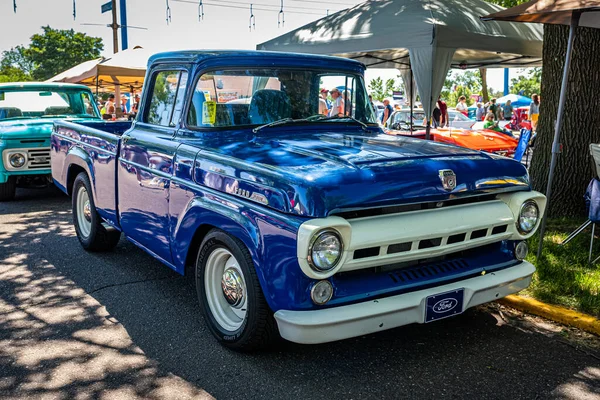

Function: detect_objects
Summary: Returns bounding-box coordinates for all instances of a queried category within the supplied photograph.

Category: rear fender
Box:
[64,147,95,197]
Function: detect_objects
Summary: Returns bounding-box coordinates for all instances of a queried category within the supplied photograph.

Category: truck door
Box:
[118,69,188,264]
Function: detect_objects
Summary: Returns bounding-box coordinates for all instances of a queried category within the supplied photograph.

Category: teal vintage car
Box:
[0,82,101,200]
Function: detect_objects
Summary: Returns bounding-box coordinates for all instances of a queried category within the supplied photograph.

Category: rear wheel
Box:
[196,229,278,351]
[0,177,16,201]
[72,172,121,251]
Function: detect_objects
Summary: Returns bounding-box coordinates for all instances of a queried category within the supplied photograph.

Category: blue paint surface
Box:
[51,51,532,312]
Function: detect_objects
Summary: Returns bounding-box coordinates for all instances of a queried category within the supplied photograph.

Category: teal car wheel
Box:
[0,177,16,201]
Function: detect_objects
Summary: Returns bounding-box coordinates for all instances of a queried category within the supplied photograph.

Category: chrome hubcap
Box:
[83,201,92,222]
[222,267,245,308]
[76,186,92,238]
[204,248,248,331]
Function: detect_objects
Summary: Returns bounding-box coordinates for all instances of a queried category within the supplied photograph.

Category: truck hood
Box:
[0,117,99,140]
[192,130,530,218]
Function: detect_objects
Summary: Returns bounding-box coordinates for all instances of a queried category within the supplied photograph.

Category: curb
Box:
[497,295,600,336]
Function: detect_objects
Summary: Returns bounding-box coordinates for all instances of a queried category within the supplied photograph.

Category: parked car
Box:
[51,50,545,351]
[0,82,102,200]
[386,109,518,157]
[447,109,476,129]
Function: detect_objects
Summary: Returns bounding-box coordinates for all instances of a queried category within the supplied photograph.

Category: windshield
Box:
[0,88,100,120]
[186,68,377,128]
[449,110,472,121]
[391,111,426,128]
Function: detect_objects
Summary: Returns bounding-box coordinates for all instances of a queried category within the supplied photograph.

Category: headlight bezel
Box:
[9,152,26,168]
[517,200,539,234]
[307,229,344,272]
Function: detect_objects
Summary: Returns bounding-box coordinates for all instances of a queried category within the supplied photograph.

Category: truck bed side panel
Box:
[51,120,130,228]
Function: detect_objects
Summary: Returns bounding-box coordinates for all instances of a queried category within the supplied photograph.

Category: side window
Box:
[145,70,188,127]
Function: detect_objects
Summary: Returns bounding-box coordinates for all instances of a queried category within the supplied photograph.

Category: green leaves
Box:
[0,26,103,82]
[510,68,541,98]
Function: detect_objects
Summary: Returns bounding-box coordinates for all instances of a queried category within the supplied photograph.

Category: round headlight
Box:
[9,153,26,168]
[517,200,539,234]
[308,230,343,272]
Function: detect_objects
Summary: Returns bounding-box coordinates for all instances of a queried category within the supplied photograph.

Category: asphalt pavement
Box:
[1,186,599,400]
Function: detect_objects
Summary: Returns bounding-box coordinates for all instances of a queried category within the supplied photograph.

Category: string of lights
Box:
[172,0,337,13]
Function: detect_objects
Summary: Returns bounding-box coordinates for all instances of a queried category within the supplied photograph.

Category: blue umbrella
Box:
[495,94,532,108]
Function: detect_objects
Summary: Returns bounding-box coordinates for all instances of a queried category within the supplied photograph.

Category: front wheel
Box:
[196,229,278,351]
[0,177,16,201]
[72,172,121,251]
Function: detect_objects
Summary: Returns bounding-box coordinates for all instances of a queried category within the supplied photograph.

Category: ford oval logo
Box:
[432,298,459,313]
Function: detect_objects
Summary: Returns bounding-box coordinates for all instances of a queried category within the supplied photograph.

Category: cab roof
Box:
[0,82,92,91]
[148,50,366,72]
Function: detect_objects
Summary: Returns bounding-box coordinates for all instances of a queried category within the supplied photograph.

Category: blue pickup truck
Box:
[51,50,546,350]
[0,82,102,200]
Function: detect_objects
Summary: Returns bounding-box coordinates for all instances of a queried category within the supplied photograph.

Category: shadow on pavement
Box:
[0,189,598,399]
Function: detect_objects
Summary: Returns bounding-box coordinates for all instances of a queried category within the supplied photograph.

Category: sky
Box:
[2,0,526,93]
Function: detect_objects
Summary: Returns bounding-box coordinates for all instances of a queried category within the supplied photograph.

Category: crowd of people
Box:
[319,87,354,118]
[99,93,140,120]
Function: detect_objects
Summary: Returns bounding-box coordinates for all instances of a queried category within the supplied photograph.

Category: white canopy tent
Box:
[258,0,543,135]
[47,47,150,94]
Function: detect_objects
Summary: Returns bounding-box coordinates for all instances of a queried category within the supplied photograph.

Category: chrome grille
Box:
[26,148,51,170]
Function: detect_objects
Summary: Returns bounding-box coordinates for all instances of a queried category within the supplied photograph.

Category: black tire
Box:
[72,172,121,251]
[196,229,278,351]
[0,177,16,201]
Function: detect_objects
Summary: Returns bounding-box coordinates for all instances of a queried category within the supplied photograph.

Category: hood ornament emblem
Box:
[439,169,456,191]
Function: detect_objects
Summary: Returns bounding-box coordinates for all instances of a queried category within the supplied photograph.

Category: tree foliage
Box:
[0,26,103,82]
[368,77,403,101]
[510,67,541,97]
[441,71,481,106]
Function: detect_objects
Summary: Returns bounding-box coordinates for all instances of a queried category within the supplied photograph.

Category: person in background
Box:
[381,98,393,126]
[456,95,468,116]
[321,89,331,111]
[318,95,328,116]
[432,103,442,128]
[343,90,353,116]
[328,88,344,117]
[484,112,514,137]
[502,99,513,121]
[437,96,448,127]
[120,95,129,114]
[105,95,116,114]
[104,94,116,120]
[488,98,498,120]
[368,95,377,115]
[529,94,540,131]
[475,102,485,121]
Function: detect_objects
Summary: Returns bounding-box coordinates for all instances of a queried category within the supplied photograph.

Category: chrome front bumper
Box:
[274,261,535,344]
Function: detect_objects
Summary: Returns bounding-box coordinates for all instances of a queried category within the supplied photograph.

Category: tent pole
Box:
[536,11,581,258]
[410,66,414,133]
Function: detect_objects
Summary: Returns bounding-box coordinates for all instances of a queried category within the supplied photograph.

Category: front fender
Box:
[170,187,309,312]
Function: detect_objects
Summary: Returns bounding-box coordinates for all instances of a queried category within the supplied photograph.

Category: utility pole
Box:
[120,0,128,50]
[110,0,121,115]
[111,0,119,53]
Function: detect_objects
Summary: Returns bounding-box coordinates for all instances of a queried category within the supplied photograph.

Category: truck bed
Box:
[51,120,132,228]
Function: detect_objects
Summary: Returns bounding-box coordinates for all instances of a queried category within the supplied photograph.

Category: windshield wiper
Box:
[252,117,327,133]
[252,114,371,133]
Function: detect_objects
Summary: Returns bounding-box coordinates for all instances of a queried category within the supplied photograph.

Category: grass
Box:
[522,218,600,317]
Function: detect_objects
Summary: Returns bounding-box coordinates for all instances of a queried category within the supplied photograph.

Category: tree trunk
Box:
[529,24,600,218]
[479,68,489,104]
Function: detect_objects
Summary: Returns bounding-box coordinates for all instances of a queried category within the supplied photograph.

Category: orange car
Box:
[388,127,519,157]
[385,109,519,157]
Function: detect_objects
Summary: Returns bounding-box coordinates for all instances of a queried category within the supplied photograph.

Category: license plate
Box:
[425,288,465,323]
